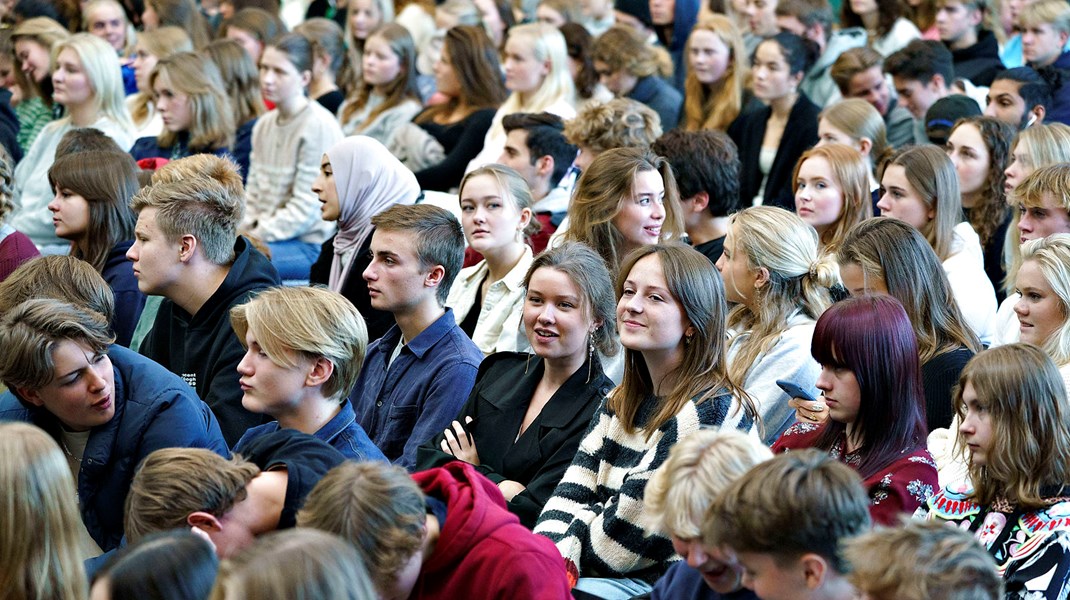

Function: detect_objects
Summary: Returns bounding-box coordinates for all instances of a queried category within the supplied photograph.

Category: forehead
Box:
[460,173,503,198]
[689,29,725,48]
[528,266,582,295]
[135,207,164,231]
[89,4,123,20]
[504,128,531,151]
[1024,191,1067,209]
[849,66,884,89]
[633,169,665,194]
[798,155,833,177]
[755,41,786,63]
[990,78,1025,99]
[371,228,421,258]
[949,122,983,145]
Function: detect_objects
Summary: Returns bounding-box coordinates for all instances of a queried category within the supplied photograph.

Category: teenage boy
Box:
[0,297,228,553]
[986,67,1052,128]
[124,429,346,557]
[498,112,578,253]
[885,40,957,143]
[127,156,281,446]
[351,204,482,469]
[830,47,915,148]
[1020,0,1070,124]
[651,129,741,264]
[298,460,572,600]
[776,0,866,106]
[937,0,1004,85]
[705,450,871,600]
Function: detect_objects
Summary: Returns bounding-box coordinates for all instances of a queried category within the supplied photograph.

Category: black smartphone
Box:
[776,380,817,403]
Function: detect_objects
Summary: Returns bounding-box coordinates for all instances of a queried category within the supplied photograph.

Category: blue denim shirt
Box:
[233,399,387,462]
[351,308,483,470]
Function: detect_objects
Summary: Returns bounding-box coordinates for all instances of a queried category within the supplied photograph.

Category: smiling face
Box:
[458,173,530,254]
[946,123,991,201]
[523,266,596,365]
[15,39,51,83]
[362,34,403,89]
[47,186,90,243]
[878,164,933,230]
[611,169,667,254]
[311,154,340,221]
[18,340,116,432]
[688,29,730,85]
[617,253,692,359]
[52,48,94,109]
[958,379,994,467]
[87,3,127,51]
[671,537,745,594]
[794,156,845,237]
[1014,259,1066,346]
[153,69,193,133]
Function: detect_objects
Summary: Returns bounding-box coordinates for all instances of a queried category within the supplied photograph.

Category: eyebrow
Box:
[373,249,400,259]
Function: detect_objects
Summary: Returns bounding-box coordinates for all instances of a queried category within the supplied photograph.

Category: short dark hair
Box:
[885,39,955,85]
[651,130,741,217]
[994,67,1053,117]
[502,112,578,187]
[758,32,820,78]
[776,0,835,38]
[370,204,465,305]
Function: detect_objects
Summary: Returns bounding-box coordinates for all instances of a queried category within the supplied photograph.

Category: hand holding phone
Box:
[776,380,828,424]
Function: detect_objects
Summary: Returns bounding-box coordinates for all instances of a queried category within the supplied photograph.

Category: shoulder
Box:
[772,421,824,451]
[476,352,527,378]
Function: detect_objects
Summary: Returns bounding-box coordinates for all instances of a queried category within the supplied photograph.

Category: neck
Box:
[275,395,342,435]
[687,216,729,246]
[845,422,863,453]
[951,30,978,50]
[961,191,980,208]
[420,513,441,564]
[769,92,798,117]
[482,243,526,283]
[170,260,231,316]
[531,177,552,202]
[543,349,587,388]
[394,302,446,344]
[641,347,683,396]
[861,11,879,31]
[277,93,309,119]
[820,573,860,600]
[67,102,99,127]
[308,76,337,99]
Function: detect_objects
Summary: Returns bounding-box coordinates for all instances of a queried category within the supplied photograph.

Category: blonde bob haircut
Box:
[724,206,837,387]
[149,52,235,151]
[1018,0,1070,35]
[954,344,1070,510]
[230,286,368,402]
[791,143,873,253]
[1002,124,1070,294]
[562,147,684,274]
[1018,234,1070,365]
[52,34,134,131]
[0,422,87,600]
[683,16,748,132]
[818,98,888,170]
[211,529,376,600]
[644,429,772,539]
[591,25,673,78]
[458,163,540,239]
[880,144,961,261]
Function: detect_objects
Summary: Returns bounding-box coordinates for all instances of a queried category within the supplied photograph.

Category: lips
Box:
[91,395,112,411]
[643,226,661,239]
[621,319,644,329]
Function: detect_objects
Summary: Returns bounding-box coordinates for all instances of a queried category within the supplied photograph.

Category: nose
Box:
[685,543,709,569]
[651,200,665,220]
[539,303,556,323]
[236,350,254,375]
[363,264,377,282]
[126,241,138,262]
[815,368,832,392]
[1014,295,1029,316]
[1018,213,1031,232]
[797,186,811,202]
[876,194,891,214]
[714,254,726,272]
[984,102,997,117]
[87,364,107,393]
[959,413,975,436]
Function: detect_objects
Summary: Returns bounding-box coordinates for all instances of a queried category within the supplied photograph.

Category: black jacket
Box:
[628,75,683,130]
[414,352,612,528]
[728,93,820,211]
[949,30,1005,87]
[139,236,280,445]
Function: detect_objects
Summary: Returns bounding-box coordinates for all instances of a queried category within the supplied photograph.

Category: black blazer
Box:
[414,352,612,528]
[728,93,820,211]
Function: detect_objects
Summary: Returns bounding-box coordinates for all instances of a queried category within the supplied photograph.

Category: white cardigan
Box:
[943,222,997,346]
[446,246,533,355]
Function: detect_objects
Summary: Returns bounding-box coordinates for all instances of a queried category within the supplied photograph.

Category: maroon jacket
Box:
[411,462,572,600]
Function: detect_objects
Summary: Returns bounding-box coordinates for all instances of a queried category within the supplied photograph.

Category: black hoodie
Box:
[139,236,280,445]
[949,29,1005,87]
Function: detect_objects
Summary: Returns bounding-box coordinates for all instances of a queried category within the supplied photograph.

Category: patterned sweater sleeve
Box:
[866,449,939,526]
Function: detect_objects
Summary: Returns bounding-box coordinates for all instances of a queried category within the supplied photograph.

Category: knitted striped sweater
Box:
[534,389,758,584]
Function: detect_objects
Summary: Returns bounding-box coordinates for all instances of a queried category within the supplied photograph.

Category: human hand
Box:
[789,396,828,424]
[498,479,526,501]
[440,416,480,466]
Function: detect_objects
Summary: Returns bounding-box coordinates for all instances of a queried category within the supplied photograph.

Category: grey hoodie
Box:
[801,27,868,107]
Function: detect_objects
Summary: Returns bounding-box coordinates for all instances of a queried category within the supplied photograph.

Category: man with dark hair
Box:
[985,66,1052,128]
[351,204,482,470]
[651,130,741,264]
[499,112,577,253]
[830,47,916,148]
[937,0,1004,85]
[776,0,866,106]
[885,40,960,142]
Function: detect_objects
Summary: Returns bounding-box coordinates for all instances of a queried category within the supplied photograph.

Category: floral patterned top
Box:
[773,422,939,525]
[915,482,1070,599]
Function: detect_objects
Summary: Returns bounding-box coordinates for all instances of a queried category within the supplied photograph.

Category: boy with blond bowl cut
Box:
[705,450,871,600]
[230,286,385,461]
[843,519,1003,600]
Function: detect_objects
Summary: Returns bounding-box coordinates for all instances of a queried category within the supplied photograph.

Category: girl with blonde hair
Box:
[683,15,748,132]
[877,144,997,344]
[466,22,576,171]
[793,143,873,254]
[10,17,70,152]
[716,205,838,443]
[10,33,134,252]
[591,25,681,129]
[817,98,887,189]
[1013,234,1070,389]
[0,422,87,600]
[338,23,423,143]
[203,38,265,179]
[339,0,392,95]
[126,26,192,138]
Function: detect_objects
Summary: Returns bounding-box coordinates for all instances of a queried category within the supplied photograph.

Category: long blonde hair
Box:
[0,423,87,600]
[724,206,838,386]
[683,16,747,132]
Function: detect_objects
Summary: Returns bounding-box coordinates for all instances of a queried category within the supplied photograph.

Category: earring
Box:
[525,351,532,375]
[684,333,694,347]
[586,335,595,384]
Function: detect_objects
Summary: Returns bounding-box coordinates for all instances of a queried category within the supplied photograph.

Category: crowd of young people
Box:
[1,0,1069,598]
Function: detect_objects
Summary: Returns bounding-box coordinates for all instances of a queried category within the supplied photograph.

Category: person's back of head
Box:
[298,461,425,599]
[705,449,872,594]
[369,204,465,305]
[91,530,219,600]
[885,39,955,86]
[202,38,266,125]
[0,254,115,321]
[55,127,124,157]
[651,129,741,217]
[565,97,663,156]
[502,112,578,188]
[843,519,1003,600]
[926,94,982,144]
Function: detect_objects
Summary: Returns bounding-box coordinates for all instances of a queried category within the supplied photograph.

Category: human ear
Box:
[857,137,872,157]
[800,553,829,589]
[15,386,44,407]
[518,207,533,231]
[305,356,334,387]
[754,266,771,289]
[187,511,223,532]
[425,264,446,289]
[179,234,198,263]
[689,191,710,214]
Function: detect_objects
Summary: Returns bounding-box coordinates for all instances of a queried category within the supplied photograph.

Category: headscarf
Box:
[327,136,420,290]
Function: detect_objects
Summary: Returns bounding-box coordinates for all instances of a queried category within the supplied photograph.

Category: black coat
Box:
[728,93,820,211]
[414,352,612,528]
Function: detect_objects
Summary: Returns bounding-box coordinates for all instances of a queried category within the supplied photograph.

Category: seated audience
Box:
[124,430,346,556]
[535,244,760,596]
[937,0,1004,86]
[829,47,915,148]
[210,529,375,599]
[338,24,423,142]
[816,99,887,194]
[350,204,482,469]
[300,460,571,599]
[682,16,749,132]
[652,129,742,263]
[218,7,283,66]
[127,27,193,140]
[231,286,385,461]
[82,0,137,95]
[1011,235,1070,390]
[776,0,866,106]
[643,429,772,599]
[884,40,956,143]
[309,136,419,343]
[565,97,662,172]
[592,25,682,129]
[984,66,1052,129]
[773,295,939,525]
[10,17,69,155]
[294,18,346,114]
[916,343,1070,598]
[0,299,228,552]
[718,206,837,443]
[0,422,86,599]
[792,143,873,254]
[705,450,873,600]
[128,155,280,446]
[417,241,617,527]
[1019,0,1070,124]
[728,32,820,210]
[90,530,219,600]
